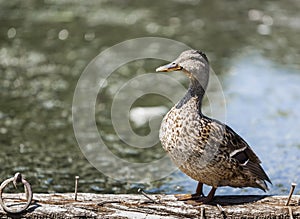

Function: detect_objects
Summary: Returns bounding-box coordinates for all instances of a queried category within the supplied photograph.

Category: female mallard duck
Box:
[156,50,271,203]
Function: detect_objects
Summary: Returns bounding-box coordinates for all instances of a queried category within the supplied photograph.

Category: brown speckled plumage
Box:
[156,50,271,203]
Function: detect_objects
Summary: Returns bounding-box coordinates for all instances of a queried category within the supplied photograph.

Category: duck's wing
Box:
[222,124,272,186]
[203,116,271,189]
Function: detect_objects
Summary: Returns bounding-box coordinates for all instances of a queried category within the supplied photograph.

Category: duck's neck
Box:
[176,78,205,114]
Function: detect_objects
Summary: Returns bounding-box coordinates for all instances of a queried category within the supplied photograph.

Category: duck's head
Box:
[156,50,209,92]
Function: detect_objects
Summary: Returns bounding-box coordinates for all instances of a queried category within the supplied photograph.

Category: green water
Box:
[0,0,299,196]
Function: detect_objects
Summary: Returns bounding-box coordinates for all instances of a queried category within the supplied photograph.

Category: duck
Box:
[156,50,271,203]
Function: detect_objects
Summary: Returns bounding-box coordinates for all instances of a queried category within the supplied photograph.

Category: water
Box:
[0,0,300,196]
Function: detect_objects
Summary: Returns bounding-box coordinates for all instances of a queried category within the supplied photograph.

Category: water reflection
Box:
[0,0,299,195]
[220,52,300,195]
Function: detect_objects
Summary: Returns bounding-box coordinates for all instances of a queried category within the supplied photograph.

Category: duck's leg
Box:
[175,182,203,201]
[195,186,217,203]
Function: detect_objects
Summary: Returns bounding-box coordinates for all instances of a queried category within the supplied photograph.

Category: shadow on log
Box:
[0,193,299,218]
[210,195,267,205]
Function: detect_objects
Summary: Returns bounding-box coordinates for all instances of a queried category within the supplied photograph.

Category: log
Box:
[0,193,299,218]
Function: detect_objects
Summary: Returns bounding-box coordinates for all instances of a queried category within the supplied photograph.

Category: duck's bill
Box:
[156,62,182,72]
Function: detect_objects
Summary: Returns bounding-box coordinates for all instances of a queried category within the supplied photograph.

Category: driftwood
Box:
[0,193,299,218]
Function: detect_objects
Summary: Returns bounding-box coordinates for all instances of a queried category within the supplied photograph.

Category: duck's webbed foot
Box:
[175,193,202,201]
[175,182,204,201]
[186,187,217,205]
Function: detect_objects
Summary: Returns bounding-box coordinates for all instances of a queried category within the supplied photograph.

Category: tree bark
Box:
[0,193,299,218]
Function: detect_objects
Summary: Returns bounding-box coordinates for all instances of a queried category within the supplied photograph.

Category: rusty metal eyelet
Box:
[0,173,33,214]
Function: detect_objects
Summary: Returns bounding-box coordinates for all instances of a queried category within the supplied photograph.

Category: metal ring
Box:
[0,173,33,214]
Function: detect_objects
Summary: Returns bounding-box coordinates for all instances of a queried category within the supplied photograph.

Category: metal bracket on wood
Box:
[0,172,33,214]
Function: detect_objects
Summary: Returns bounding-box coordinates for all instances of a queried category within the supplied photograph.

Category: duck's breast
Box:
[159,97,206,164]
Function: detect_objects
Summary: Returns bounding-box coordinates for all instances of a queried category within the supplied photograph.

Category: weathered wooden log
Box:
[0,193,299,218]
